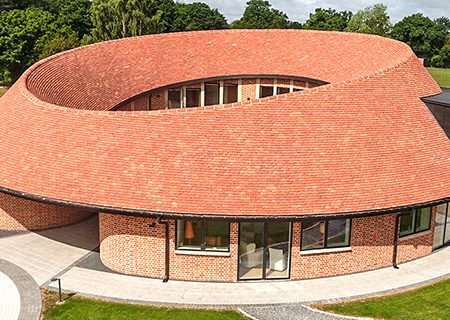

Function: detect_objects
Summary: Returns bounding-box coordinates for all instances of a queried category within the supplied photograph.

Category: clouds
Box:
[177,0,450,23]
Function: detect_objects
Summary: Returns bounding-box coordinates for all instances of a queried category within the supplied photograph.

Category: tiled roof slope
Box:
[0,29,448,218]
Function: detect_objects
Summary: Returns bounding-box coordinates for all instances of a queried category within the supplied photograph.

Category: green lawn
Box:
[42,291,247,320]
[314,278,450,320]
[427,67,450,88]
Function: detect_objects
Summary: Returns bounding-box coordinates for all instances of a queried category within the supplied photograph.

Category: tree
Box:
[392,14,448,65]
[173,2,228,32]
[431,34,450,68]
[55,0,92,39]
[304,8,352,31]
[39,35,80,60]
[0,7,56,81]
[231,0,289,29]
[90,0,171,41]
[0,0,46,10]
[345,4,392,36]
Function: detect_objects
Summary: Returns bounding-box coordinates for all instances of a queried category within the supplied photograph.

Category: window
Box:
[400,208,431,237]
[168,89,182,109]
[276,87,290,94]
[205,83,219,105]
[223,84,238,104]
[186,88,200,108]
[176,220,230,251]
[301,218,351,250]
[260,86,274,98]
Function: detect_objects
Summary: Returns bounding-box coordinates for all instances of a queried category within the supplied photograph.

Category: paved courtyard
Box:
[0,215,448,319]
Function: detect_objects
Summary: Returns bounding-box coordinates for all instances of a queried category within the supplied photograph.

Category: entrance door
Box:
[238,222,291,280]
[433,203,450,249]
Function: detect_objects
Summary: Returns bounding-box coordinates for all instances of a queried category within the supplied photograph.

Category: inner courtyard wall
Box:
[0,192,93,231]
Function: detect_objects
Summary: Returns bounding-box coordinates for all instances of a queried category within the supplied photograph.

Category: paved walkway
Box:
[0,259,41,320]
[0,216,448,311]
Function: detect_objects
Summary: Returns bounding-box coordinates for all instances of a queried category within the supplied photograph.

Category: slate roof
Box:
[0,29,449,219]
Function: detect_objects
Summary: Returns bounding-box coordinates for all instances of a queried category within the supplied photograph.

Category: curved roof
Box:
[0,29,449,219]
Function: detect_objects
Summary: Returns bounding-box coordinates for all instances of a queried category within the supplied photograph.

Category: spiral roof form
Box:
[0,29,448,219]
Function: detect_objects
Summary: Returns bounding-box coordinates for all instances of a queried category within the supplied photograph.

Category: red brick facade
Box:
[117,77,317,111]
[98,210,436,282]
[0,193,93,231]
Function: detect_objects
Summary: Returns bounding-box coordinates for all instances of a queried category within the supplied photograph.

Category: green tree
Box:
[0,0,46,10]
[431,34,450,68]
[39,35,80,60]
[231,0,289,29]
[173,2,228,32]
[90,0,178,41]
[345,4,392,36]
[392,13,448,65]
[0,7,56,81]
[55,0,92,39]
[304,8,352,31]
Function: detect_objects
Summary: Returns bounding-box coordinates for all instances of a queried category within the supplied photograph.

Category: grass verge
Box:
[427,67,450,88]
[313,278,450,320]
[41,289,248,320]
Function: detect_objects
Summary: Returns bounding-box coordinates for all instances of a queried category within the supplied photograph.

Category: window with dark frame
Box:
[176,220,230,251]
[399,207,432,237]
[301,218,351,251]
[186,88,201,108]
[276,86,290,94]
[205,83,220,105]
[260,85,274,98]
[168,88,182,109]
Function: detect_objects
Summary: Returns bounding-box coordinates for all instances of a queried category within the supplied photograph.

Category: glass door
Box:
[238,222,291,280]
[265,222,291,279]
[433,203,450,249]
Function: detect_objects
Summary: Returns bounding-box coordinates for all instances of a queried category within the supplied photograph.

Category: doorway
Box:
[238,222,291,280]
[433,203,450,249]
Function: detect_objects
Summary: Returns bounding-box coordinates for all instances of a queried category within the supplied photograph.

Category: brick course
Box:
[99,211,436,282]
[0,192,93,231]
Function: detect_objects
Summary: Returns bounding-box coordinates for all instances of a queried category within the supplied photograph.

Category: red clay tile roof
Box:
[0,29,448,218]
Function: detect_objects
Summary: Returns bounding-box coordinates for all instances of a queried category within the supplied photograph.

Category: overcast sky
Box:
[178,0,450,24]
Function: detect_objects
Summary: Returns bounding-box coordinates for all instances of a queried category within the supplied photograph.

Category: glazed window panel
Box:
[204,221,230,251]
[176,220,202,249]
[327,219,351,248]
[223,84,238,104]
[399,211,415,237]
[415,207,431,233]
[186,88,201,108]
[168,89,182,109]
[176,220,230,251]
[276,86,290,94]
[205,83,220,105]
[301,220,325,250]
[400,207,431,237]
[301,218,351,250]
[260,86,274,98]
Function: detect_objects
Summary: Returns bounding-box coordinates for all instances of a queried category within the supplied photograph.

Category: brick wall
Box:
[241,79,257,101]
[99,213,239,281]
[291,211,435,280]
[0,192,93,231]
[150,91,165,110]
[116,77,321,111]
[98,211,435,282]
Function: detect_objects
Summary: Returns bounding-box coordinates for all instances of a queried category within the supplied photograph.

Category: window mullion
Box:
[201,221,205,251]
[324,220,328,248]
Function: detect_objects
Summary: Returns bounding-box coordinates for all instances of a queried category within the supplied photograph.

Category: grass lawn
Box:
[41,290,248,320]
[314,278,450,320]
[0,87,6,98]
[427,67,450,88]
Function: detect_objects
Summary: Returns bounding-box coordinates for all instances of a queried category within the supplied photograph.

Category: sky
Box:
[178,0,450,24]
